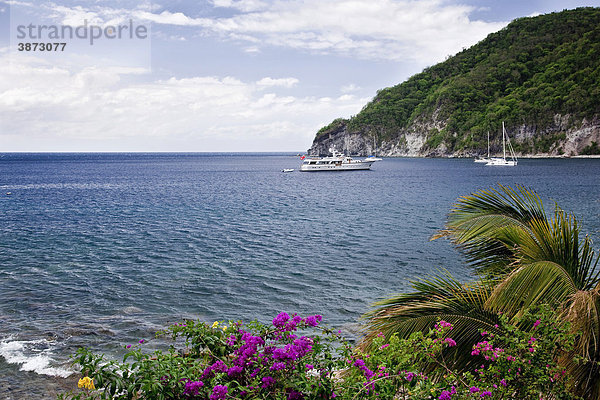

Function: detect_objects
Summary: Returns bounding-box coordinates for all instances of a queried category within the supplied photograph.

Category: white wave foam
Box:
[0,337,73,378]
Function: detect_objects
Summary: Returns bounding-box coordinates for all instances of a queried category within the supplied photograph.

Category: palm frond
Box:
[361,272,500,370]
[562,288,600,399]
[486,261,578,317]
[433,185,548,277]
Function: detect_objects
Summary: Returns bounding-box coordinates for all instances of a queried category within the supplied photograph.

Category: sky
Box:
[0,0,598,152]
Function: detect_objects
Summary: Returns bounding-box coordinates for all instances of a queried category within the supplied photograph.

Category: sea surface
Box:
[1,153,600,399]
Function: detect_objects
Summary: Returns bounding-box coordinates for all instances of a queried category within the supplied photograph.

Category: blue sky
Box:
[0,0,598,152]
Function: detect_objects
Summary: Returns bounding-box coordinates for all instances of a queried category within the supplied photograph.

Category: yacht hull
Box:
[300,162,374,171]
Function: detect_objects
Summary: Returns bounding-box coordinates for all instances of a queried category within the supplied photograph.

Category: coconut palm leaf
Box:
[433,185,548,277]
[562,288,600,399]
[361,271,501,370]
[486,260,578,317]
[486,207,600,315]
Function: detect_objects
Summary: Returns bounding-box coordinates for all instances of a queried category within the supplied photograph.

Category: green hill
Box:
[310,7,600,157]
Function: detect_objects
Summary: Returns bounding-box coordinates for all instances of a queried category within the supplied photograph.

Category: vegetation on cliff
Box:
[315,8,600,154]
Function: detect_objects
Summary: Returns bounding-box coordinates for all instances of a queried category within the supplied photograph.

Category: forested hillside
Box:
[310,7,600,157]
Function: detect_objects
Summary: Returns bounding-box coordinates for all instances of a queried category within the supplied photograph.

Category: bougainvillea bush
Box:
[60,308,580,400]
[61,313,350,400]
[339,307,579,400]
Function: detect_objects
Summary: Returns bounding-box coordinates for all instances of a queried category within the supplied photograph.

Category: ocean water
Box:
[1,153,600,399]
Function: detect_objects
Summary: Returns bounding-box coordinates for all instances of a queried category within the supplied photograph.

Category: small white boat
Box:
[300,147,380,172]
[282,168,294,173]
[486,122,517,166]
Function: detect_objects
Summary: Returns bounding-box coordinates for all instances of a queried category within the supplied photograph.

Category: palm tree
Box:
[362,185,600,398]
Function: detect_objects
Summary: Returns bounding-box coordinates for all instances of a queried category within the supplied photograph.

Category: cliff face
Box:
[308,115,600,157]
[308,8,600,157]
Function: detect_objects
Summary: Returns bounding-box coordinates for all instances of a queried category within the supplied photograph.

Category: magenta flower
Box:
[533,319,541,328]
[227,366,243,377]
[211,360,228,372]
[444,338,457,347]
[270,362,286,371]
[439,390,452,400]
[288,390,304,400]
[262,376,275,388]
[304,315,322,327]
[363,368,375,379]
[226,335,236,346]
[480,391,492,397]
[435,320,453,331]
[184,380,204,396]
[405,372,416,382]
[470,387,480,393]
[353,359,366,368]
[209,385,228,400]
[273,312,290,327]
[138,339,145,344]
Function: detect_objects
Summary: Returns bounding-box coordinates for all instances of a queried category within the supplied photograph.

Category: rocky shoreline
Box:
[307,115,600,158]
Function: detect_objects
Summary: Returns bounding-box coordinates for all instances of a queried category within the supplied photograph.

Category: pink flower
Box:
[533,319,541,328]
[444,338,457,347]
[438,390,452,400]
[435,320,453,331]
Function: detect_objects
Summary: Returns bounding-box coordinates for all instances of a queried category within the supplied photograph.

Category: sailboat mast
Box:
[487,131,490,158]
[502,122,506,160]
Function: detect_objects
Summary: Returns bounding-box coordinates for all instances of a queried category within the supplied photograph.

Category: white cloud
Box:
[133,10,208,26]
[190,0,509,63]
[28,0,507,63]
[243,45,261,53]
[210,0,268,12]
[0,55,366,151]
[256,77,299,88]
[49,5,106,26]
[341,83,360,93]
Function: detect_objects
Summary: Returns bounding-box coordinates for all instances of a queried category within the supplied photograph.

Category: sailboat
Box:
[486,122,517,166]
[474,131,491,163]
[365,135,383,162]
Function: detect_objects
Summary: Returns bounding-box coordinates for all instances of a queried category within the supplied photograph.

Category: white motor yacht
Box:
[300,148,380,171]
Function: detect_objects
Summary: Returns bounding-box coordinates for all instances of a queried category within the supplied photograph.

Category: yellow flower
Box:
[211,321,219,329]
[222,325,228,331]
[78,376,95,390]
